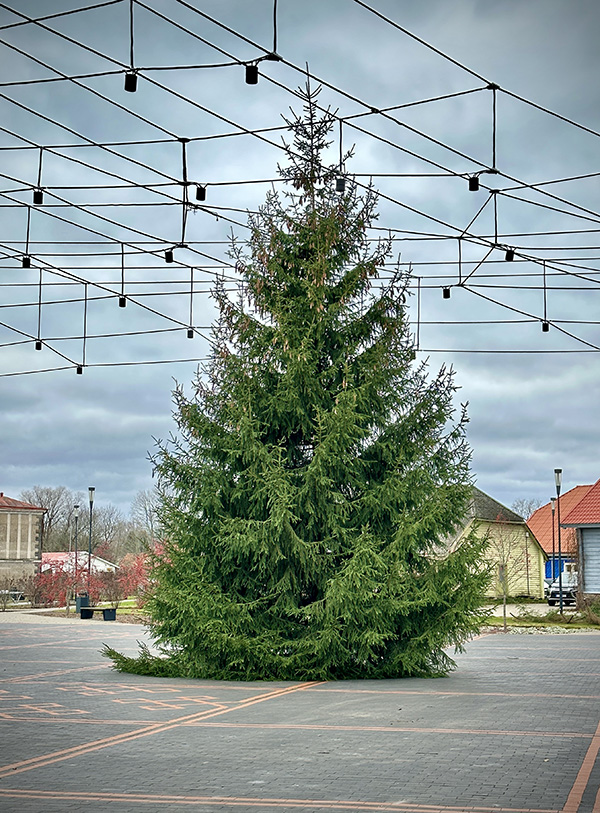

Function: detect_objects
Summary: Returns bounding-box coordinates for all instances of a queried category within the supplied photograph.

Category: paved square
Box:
[0,614,598,812]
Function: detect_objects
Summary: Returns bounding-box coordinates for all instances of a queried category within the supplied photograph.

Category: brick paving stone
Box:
[0,614,598,812]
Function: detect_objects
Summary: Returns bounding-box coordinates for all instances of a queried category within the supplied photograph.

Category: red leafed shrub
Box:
[34,561,105,606]
[118,552,150,598]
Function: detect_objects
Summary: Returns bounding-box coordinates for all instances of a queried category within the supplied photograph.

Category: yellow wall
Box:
[468,519,546,599]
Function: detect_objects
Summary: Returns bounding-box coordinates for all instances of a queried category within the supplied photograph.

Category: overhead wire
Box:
[0,0,598,372]
[3,1,595,242]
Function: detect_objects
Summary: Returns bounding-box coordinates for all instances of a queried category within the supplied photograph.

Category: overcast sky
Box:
[1,0,599,516]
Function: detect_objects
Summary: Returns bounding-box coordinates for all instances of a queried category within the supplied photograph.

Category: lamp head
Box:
[554,468,562,494]
[74,503,80,518]
[550,497,555,514]
[88,486,95,505]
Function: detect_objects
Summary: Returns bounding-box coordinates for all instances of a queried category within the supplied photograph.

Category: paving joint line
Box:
[0,679,324,778]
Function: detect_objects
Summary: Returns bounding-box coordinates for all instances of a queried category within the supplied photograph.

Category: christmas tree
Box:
[105,84,488,680]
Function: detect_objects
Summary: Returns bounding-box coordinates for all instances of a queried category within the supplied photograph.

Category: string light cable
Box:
[0,0,598,374]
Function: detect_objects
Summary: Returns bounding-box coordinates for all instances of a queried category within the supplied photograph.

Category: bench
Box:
[79,606,117,621]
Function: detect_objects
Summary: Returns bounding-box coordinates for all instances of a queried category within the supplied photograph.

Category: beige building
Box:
[0,493,46,579]
[447,487,547,599]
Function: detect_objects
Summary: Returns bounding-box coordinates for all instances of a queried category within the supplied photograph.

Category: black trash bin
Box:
[76,594,89,613]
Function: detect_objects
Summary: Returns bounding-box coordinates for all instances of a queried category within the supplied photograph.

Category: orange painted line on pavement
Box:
[0,788,561,813]
[0,664,104,683]
[0,634,128,651]
[0,715,156,725]
[0,680,323,778]
[460,655,600,663]
[1,659,85,663]
[305,687,600,700]
[185,721,591,739]
[562,718,600,813]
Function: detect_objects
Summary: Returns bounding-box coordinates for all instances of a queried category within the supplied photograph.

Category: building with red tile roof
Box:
[0,492,46,580]
[527,485,591,580]
[561,477,600,598]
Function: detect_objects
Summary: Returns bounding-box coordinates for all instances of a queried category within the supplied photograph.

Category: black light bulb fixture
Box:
[505,248,515,262]
[76,365,83,375]
[124,70,138,92]
[468,175,480,192]
[22,256,31,268]
[195,185,206,202]
[245,63,259,84]
[187,328,194,339]
[443,287,451,299]
[33,188,44,205]
[335,176,346,193]
[119,296,127,308]
[35,340,42,351]
[542,321,550,332]
[165,248,174,263]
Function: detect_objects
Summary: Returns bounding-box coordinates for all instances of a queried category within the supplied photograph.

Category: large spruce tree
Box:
[106,86,488,680]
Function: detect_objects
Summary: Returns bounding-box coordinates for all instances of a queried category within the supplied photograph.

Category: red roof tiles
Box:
[0,492,45,511]
[562,477,600,526]
[526,485,592,555]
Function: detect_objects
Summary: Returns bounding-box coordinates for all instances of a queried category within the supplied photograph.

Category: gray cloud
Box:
[1,0,599,514]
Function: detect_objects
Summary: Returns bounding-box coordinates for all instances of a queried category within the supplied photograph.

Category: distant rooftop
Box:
[562,477,600,526]
[0,492,46,511]
[527,485,592,554]
[467,487,524,524]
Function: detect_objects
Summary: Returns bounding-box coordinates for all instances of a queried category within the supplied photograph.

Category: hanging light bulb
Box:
[165,248,174,263]
[33,189,43,205]
[124,71,138,92]
[76,365,83,375]
[245,63,259,84]
[22,256,31,268]
[468,175,480,192]
[187,328,194,339]
[335,176,346,193]
[119,296,127,308]
[35,340,42,351]
[443,287,451,299]
[195,185,206,201]
[505,248,515,262]
[542,321,550,332]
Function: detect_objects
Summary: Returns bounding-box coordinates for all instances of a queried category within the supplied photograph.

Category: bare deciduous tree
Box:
[20,485,72,552]
[511,497,543,521]
[486,515,533,632]
[130,488,161,549]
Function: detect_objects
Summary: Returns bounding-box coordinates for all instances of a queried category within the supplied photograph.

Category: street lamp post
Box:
[73,504,80,593]
[550,497,556,580]
[87,487,95,595]
[554,469,563,614]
